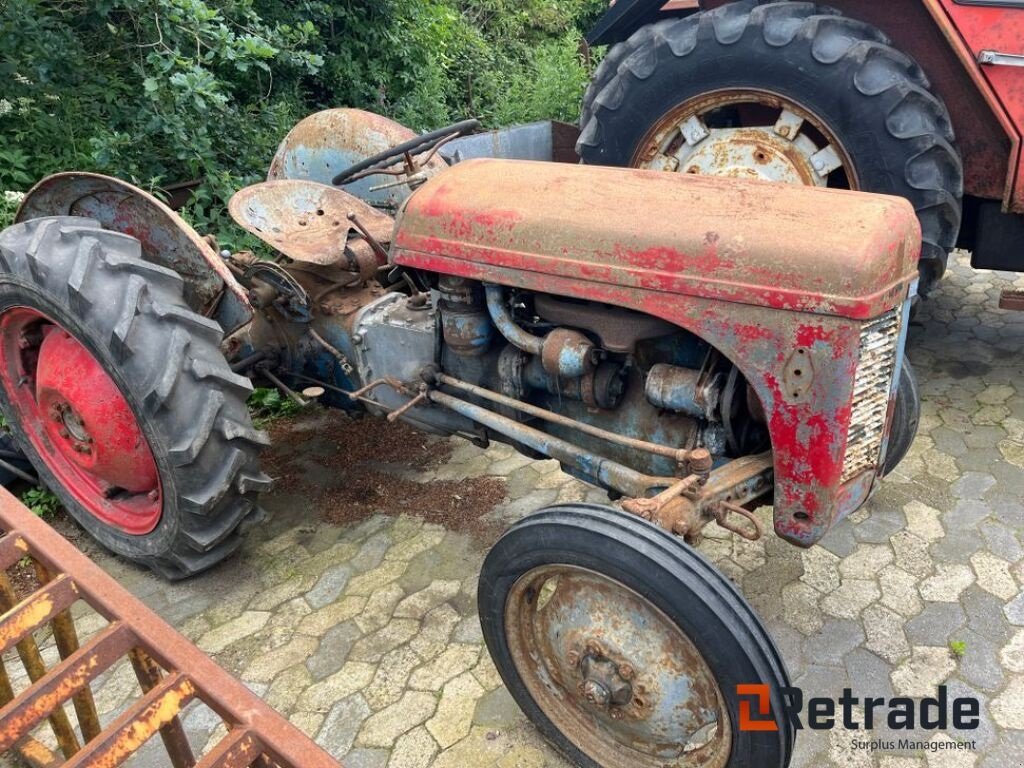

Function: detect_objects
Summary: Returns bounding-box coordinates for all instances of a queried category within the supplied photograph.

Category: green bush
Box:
[0,0,605,234]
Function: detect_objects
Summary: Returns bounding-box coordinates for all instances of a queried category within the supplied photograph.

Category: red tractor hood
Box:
[393,159,921,319]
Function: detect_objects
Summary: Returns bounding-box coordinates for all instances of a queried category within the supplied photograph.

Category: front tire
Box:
[479,504,794,768]
[578,1,962,296]
[0,217,271,579]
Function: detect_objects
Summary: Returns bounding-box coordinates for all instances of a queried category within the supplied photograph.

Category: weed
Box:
[21,487,61,518]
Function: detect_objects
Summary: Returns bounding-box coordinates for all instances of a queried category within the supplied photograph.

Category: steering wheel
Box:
[331,118,480,187]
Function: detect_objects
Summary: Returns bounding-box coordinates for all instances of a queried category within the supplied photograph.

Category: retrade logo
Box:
[737,684,778,731]
[736,684,980,733]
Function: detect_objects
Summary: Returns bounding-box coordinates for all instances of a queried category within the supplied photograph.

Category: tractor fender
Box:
[15,172,253,333]
[268,108,448,208]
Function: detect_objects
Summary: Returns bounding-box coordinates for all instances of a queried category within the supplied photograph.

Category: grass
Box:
[949,640,967,659]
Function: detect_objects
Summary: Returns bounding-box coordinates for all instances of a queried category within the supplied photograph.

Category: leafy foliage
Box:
[1,0,604,235]
[248,386,302,424]
[21,487,61,518]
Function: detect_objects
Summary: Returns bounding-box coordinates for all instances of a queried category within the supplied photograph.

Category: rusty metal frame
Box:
[0,486,340,768]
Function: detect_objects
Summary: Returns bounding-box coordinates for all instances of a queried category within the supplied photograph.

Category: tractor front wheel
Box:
[479,504,794,768]
[0,216,270,579]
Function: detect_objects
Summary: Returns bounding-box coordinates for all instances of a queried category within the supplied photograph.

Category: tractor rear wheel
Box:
[578,1,962,297]
[479,504,794,768]
[0,216,270,579]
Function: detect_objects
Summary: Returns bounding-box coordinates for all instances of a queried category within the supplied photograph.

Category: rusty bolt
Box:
[584,640,603,658]
[778,126,790,138]
[583,680,610,709]
[609,709,623,720]
[617,663,635,681]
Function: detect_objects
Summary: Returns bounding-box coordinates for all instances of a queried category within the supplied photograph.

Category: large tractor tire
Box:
[480,504,794,768]
[0,217,270,579]
[578,1,962,297]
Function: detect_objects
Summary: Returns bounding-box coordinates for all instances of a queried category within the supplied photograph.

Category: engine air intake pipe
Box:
[484,284,598,379]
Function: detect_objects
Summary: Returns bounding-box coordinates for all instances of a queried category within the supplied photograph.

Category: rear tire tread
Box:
[0,216,268,579]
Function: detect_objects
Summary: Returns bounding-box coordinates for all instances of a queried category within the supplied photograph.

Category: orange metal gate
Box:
[0,486,341,768]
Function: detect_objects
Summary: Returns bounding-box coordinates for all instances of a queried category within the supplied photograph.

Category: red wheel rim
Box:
[0,308,162,534]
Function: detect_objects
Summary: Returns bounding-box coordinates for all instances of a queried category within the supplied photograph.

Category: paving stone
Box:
[781,581,824,635]
[351,532,392,572]
[963,587,1016,643]
[990,675,1024,729]
[358,691,439,748]
[387,726,438,768]
[306,620,362,681]
[999,629,1024,673]
[307,564,353,609]
[944,678,998,752]
[978,521,1024,564]
[299,596,368,637]
[409,604,461,660]
[839,544,894,579]
[842,648,895,700]
[800,547,842,594]
[891,646,956,697]
[879,565,924,618]
[970,552,1019,601]
[820,579,880,620]
[920,564,976,603]
[891,530,935,578]
[243,635,319,684]
[924,734,979,768]
[1005,593,1024,626]
[344,748,390,768]
[349,619,421,664]
[249,574,315,611]
[299,661,377,713]
[952,472,998,500]
[393,580,461,619]
[950,629,1005,693]
[863,604,911,664]
[904,500,947,542]
[264,662,313,713]
[197,611,270,654]
[819,521,859,558]
[318,693,371,757]
[347,560,409,597]
[853,507,908,544]
[365,646,423,711]
[473,686,522,728]
[409,643,481,691]
[427,672,485,748]
[802,618,865,666]
[355,583,406,634]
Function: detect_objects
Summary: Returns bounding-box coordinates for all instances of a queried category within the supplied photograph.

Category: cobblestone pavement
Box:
[4,252,1024,768]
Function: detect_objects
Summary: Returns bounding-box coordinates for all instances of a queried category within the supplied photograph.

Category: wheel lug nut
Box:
[618,663,634,681]
[147,490,159,501]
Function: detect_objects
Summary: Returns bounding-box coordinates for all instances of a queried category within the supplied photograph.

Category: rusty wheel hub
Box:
[505,565,731,767]
[634,90,855,190]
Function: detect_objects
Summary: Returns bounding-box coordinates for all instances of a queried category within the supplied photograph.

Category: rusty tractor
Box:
[0,108,921,767]
[582,0,1024,303]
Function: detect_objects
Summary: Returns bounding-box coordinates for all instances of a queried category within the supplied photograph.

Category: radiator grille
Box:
[842,309,902,483]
